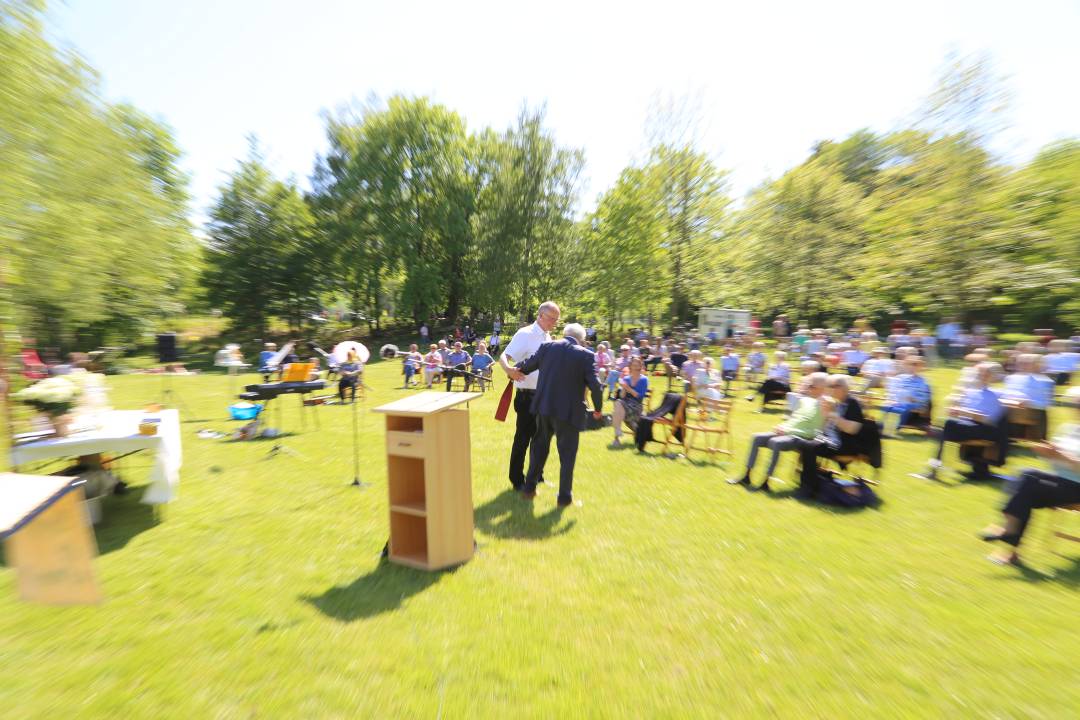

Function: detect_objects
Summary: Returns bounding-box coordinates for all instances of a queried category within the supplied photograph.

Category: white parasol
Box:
[332,341,370,364]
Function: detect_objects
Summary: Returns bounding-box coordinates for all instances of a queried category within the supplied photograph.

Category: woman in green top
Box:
[729,372,828,493]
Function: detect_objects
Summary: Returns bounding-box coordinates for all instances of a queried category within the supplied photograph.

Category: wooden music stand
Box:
[373,391,481,571]
[1,473,102,604]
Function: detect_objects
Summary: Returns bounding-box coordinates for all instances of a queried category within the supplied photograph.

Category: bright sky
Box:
[49,0,1080,225]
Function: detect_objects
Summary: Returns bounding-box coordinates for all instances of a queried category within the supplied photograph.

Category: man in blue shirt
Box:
[1001,353,1054,440]
[444,341,473,391]
[881,356,933,437]
[925,363,1005,480]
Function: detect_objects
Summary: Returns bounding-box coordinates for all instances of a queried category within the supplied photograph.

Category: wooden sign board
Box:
[1,473,102,605]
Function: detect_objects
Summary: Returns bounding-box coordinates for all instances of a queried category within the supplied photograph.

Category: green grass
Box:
[2,363,1078,718]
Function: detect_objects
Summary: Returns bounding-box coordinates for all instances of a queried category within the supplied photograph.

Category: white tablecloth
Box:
[10,410,182,505]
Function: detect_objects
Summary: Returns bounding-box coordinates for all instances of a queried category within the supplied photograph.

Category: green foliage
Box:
[1,2,198,349]
[202,140,319,337]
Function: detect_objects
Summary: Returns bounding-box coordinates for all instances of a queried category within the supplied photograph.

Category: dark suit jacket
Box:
[518,337,604,431]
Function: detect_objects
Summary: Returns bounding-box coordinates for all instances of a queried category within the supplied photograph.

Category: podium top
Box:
[0,473,84,539]
[372,391,482,416]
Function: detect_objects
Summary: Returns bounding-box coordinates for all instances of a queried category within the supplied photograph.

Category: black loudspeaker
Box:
[156,333,179,363]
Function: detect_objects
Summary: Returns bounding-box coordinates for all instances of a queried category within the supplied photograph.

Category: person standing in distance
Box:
[500,301,561,490]
[516,323,604,507]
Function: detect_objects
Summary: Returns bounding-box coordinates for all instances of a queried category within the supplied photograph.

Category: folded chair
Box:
[684,397,733,460]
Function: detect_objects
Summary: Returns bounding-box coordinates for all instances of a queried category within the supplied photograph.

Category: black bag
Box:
[586,413,611,431]
[817,473,879,508]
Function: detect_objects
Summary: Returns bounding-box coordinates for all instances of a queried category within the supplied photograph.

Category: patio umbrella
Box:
[332,341,370,364]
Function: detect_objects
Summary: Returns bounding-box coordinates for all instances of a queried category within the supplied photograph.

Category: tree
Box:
[583,167,666,335]
[203,141,318,337]
[470,107,584,322]
[730,159,869,325]
[644,145,730,323]
[1,2,198,348]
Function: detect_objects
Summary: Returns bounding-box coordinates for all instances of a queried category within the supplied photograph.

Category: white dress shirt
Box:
[502,322,551,390]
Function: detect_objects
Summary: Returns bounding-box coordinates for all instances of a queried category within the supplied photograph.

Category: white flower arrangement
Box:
[14,375,82,416]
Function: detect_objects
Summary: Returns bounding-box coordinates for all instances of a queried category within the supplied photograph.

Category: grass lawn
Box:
[2,362,1078,718]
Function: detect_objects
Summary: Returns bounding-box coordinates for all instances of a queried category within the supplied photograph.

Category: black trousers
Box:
[934,419,997,458]
[509,389,540,488]
[338,376,357,401]
[525,414,579,502]
[756,379,790,407]
[798,439,840,495]
[1002,469,1080,545]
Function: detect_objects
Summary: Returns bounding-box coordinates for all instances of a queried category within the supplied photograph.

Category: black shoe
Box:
[727,475,751,486]
[979,530,1021,546]
[557,496,573,508]
[750,481,772,493]
[113,480,129,496]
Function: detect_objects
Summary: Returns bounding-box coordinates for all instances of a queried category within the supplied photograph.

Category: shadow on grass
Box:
[303,557,453,620]
[996,556,1080,588]
[94,490,161,554]
[474,489,576,540]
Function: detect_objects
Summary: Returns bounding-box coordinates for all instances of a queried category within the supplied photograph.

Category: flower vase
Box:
[51,413,73,437]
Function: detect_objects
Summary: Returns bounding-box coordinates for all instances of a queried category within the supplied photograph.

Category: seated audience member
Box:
[730,372,828,492]
[338,350,362,402]
[258,342,278,379]
[445,341,473,391]
[436,339,451,366]
[980,386,1080,566]
[720,346,740,389]
[643,339,665,370]
[423,344,442,388]
[948,351,989,403]
[693,357,724,401]
[402,344,423,388]
[679,350,706,393]
[923,363,1006,481]
[746,342,766,384]
[607,344,634,398]
[842,340,869,376]
[470,341,495,390]
[1045,339,1079,386]
[881,356,933,437]
[611,356,649,447]
[860,347,897,392]
[746,351,792,408]
[594,342,612,384]
[666,343,689,376]
[786,360,824,412]
[797,374,873,498]
[804,331,826,356]
[1001,353,1054,439]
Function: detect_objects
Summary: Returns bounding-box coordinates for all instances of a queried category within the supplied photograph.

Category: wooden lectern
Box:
[1,473,102,604]
[373,391,481,570]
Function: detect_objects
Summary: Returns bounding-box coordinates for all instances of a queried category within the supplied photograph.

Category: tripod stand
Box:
[349,387,369,488]
[159,371,191,415]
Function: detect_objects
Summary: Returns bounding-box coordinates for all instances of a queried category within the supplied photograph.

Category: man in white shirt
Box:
[499,301,561,491]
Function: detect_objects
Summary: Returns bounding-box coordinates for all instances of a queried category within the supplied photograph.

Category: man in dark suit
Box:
[517,323,604,507]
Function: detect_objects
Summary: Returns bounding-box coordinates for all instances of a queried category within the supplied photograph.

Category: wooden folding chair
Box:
[1005,405,1047,443]
[684,397,733,460]
[958,439,1000,464]
[652,394,687,456]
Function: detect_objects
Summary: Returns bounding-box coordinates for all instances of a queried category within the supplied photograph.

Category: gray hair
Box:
[826,374,851,389]
[563,323,586,342]
[538,301,561,318]
[808,372,829,388]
